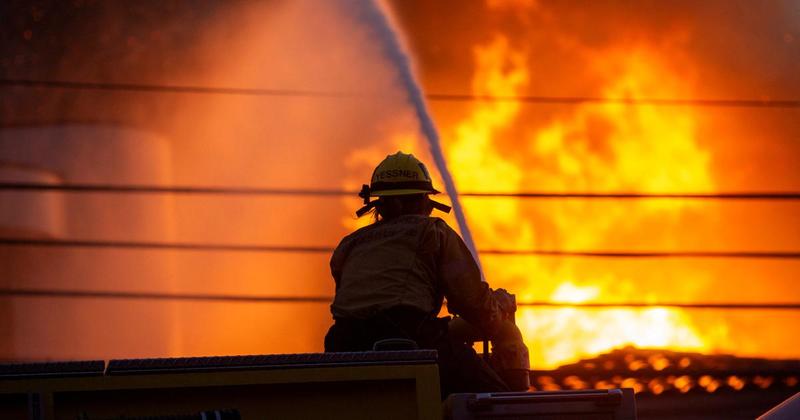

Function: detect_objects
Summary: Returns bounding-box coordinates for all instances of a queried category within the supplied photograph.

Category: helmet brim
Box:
[371,188,440,197]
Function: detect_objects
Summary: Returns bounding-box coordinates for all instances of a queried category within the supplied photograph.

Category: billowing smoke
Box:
[0,0,442,360]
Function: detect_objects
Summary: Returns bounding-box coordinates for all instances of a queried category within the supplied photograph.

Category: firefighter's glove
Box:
[493,288,517,315]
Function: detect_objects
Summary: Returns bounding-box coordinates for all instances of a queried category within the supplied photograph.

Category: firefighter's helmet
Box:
[369,151,439,196]
[356,151,451,217]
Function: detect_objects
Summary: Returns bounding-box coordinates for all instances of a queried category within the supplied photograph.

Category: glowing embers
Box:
[726,375,746,391]
[624,352,672,372]
[647,378,666,395]
[535,375,561,391]
[752,375,774,389]
[673,375,694,393]
[621,377,644,394]
[649,354,671,371]
[698,375,722,393]
[529,348,800,395]
[530,370,795,395]
[562,375,589,390]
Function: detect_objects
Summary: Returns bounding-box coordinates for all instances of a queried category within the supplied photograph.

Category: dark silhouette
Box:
[325,151,530,396]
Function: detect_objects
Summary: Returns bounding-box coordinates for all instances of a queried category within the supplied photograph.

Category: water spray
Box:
[359,0,484,275]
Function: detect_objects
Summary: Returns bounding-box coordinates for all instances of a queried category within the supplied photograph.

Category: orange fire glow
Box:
[442,35,720,368]
[3,1,798,369]
[339,28,736,368]
[305,1,800,372]
[338,31,730,369]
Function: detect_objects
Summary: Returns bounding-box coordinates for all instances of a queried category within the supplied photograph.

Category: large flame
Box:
[341,2,800,370]
[443,36,720,368]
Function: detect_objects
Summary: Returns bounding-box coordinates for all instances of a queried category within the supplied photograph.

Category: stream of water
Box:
[358,0,484,273]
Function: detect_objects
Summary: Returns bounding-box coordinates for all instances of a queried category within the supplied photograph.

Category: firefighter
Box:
[324,151,530,396]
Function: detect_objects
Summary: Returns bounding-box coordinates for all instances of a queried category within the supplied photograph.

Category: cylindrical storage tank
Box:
[0,166,65,238]
[0,124,177,361]
[0,165,65,360]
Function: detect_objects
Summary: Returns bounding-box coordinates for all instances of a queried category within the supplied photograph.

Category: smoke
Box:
[0,0,445,360]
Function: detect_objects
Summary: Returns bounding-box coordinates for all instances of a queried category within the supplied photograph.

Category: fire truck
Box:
[0,350,637,420]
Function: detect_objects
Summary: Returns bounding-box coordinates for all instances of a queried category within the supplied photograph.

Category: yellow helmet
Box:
[369,151,439,196]
[356,151,451,217]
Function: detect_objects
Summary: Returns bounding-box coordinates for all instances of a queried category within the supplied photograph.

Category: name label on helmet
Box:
[374,169,420,181]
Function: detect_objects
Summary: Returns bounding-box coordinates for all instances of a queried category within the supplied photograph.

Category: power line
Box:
[462,192,800,200]
[427,93,800,109]
[2,238,799,259]
[0,288,331,304]
[0,78,355,99]
[0,238,331,254]
[1,288,797,310]
[478,249,800,259]
[2,78,799,109]
[0,182,354,197]
[515,301,800,310]
[3,182,800,200]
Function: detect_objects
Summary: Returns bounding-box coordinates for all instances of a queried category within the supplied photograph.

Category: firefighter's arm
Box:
[435,220,502,328]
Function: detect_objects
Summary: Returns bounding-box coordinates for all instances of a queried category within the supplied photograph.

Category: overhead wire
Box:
[0,238,331,254]
[1,238,799,259]
[1,288,798,310]
[0,182,353,197]
[3,78,800,312]
[2,78,800,109]
[2,182,800,200]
